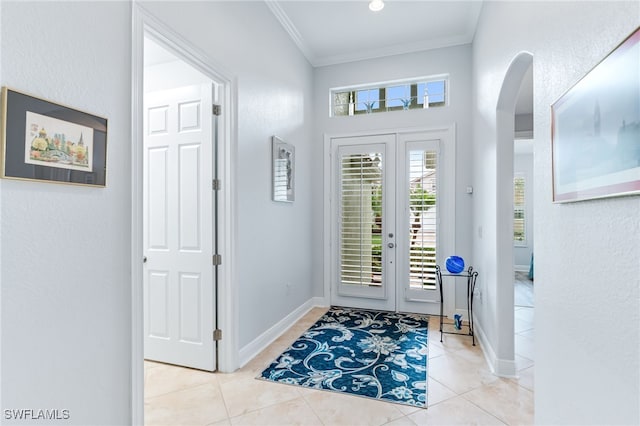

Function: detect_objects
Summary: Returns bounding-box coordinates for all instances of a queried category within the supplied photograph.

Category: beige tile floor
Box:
[144,307,534,425]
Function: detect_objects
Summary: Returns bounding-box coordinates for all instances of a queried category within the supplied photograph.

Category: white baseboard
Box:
[238,297,327,367]
[472,316,518,378]
[317,293,330,307]
[514,264,530,272]
[312,296,328,308]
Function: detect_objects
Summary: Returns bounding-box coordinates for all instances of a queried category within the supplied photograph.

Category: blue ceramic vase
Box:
[445,256,465,274]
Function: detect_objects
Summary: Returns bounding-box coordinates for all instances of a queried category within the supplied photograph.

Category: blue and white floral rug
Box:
[258,307,428,408]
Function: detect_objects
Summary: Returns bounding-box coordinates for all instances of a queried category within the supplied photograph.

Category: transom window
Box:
[331,76,448,117]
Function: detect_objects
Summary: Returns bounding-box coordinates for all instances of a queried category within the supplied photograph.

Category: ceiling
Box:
[267,0,532,118]
[266,0,484,67]
[145,1,533,120]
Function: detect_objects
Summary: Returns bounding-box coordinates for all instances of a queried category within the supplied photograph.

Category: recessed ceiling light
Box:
[369,0,384,12]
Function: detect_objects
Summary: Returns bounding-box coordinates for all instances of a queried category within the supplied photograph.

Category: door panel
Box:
[330,132,449,315]
[331,135,395,311]
[148,271,169,338]
[179,273,202,343]
[147,147,169,249]
[143,84,216,371]
[179,143,202,250]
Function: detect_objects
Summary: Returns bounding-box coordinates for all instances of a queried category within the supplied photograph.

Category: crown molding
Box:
[266,0,481,68]
[265,0,317,65]
[313,34,474,68]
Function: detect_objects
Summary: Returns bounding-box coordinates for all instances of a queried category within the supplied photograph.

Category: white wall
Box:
[0,2,132,424]
[144,59,211,93]
[139,1,316,349]
[514,151,533,270]
[314,45,474,311]
[472,1,639,424]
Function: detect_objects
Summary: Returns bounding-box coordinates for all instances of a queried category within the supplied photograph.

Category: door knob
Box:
[143,256,148,263]
[388,243,395,248]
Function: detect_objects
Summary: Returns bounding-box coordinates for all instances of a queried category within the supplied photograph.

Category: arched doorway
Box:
[495,52,534,375]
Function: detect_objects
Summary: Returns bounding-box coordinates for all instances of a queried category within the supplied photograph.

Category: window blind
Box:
[514,176,525,243]
[339,153,382,287]
[408,150,437,290]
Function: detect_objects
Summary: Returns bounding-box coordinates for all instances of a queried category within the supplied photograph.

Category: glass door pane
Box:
[398,138,441,314]
[408,149,438,290]
[339,152,382,287]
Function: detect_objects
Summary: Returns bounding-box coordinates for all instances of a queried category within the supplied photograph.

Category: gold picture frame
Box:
[1,87,108,187]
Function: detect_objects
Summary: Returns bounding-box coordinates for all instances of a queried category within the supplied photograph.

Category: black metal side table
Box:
[435,264,479,345]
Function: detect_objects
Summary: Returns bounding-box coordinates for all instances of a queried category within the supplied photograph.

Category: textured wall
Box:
[472,1,639,424]
[0,2,132,424]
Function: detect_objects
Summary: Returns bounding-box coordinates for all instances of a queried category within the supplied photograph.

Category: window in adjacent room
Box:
[514,175,526,245]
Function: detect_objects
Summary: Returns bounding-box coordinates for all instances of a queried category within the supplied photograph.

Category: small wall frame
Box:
[272,136,295,202]
[1,87,108,187]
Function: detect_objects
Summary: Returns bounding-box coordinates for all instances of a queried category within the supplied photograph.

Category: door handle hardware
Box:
[388,243,395,248]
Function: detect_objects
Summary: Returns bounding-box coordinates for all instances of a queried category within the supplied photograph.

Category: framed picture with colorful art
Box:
[551,27,640,202]
[1,87,108,187]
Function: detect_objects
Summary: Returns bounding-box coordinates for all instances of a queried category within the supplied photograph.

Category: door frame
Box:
[323,125,457,316]
[132,4,238,424]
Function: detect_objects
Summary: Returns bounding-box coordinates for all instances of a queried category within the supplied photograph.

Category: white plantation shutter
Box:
[514,175,525,244]
[273,159,288,200]
[407,149,437,290]
[339,152,382,287]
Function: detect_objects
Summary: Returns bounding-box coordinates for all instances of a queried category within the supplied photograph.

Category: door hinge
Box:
[213,329,222,341]
[212,179,221,191]
[212,254,222,266]
[212,104,221,116]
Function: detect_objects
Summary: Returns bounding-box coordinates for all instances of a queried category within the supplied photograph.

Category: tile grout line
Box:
[224,394,319,425]
[457,390,511,426]
[144,378,218,402]
[425,376,458,407]
[297,390,328,426]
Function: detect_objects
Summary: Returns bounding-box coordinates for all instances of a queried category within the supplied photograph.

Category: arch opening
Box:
[495,52,534,375]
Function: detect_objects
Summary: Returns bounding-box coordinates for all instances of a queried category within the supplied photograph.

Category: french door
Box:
[330,131,453,315]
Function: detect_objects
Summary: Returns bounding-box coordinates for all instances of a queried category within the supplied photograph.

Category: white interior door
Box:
[330,131,452,315]
[143,83,216,371]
